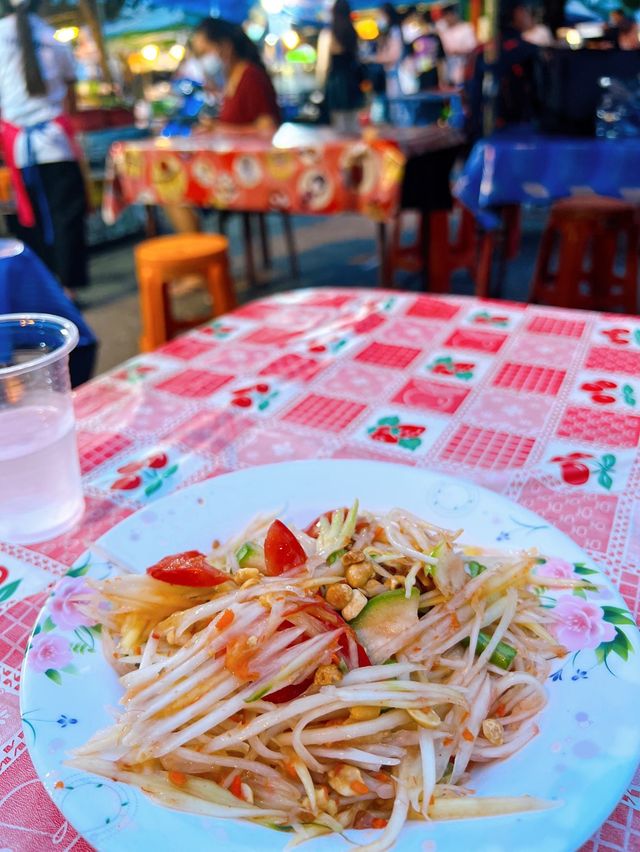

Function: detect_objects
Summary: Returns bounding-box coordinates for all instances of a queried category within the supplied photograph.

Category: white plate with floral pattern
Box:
[21,460,640,852]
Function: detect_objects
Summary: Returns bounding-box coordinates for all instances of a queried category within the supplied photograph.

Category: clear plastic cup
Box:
[0,314,84,543]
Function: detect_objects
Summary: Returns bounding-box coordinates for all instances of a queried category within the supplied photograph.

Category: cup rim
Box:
[0,313,79,379]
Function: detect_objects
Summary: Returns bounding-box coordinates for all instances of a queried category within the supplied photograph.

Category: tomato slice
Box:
[266,678,314,704]
[147,550,229,587]
[264,520,306,576]
[304,508,346,538]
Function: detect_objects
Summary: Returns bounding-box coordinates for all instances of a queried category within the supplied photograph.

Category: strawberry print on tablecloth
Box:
[557,406,640,448]
[392,377,470,415]
[282,393,367,432]
[423,350,493,384]
[586,346,640,376]
[153,368,234,399]
[354,341,422,370]
[405,295,462,321]
[356,409,449,456]
[440,425,536,470]
[462,307,523,331]
[443,327,508,354]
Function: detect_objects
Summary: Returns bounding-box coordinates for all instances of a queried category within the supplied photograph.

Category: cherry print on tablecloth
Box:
[581,380,637,407]
[470,310,510,327]
[599,327,640,347]
[110,451,178,497]
[111,362,158,383]
[0,565,21,604]
[229,382,279,412]
[550,451,617,490]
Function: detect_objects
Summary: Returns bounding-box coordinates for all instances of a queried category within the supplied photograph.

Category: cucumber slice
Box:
[351,588,420,664]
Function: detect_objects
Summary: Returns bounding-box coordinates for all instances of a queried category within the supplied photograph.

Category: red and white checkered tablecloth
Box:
[1,288,639,851]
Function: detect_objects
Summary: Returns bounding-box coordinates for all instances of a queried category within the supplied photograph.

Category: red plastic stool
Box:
[531,196,638,313]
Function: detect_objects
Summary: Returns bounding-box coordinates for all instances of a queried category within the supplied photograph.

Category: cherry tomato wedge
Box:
[266,678,314,704]
[304,508,346,538]
[147,550,229,587]
[264,520,306,576]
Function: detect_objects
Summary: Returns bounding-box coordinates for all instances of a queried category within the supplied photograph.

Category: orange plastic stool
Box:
[531,196,638,313]
[0,166,12,205]
[134,233,235,352]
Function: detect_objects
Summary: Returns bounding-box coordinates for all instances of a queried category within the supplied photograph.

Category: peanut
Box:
[313,664,343,686]
[325,582,353,610]
[341,589,368,621]
[345,561,374,589]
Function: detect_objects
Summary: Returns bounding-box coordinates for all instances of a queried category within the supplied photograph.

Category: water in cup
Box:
[0,397,83,543]
[0,314,84,544]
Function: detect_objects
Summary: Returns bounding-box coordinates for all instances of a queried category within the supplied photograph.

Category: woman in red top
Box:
[192,17,280,131]
[167,17,280,233]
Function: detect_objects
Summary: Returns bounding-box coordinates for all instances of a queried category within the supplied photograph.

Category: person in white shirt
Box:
[365,3,405,97]
[0,0,88,295]
[437,3,478,86]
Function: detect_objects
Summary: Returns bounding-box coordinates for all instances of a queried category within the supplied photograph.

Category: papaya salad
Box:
[69,503,586,850]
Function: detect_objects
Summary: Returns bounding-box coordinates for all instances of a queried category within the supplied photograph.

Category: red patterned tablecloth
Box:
[101,123,462,225]
[1,288,639,851]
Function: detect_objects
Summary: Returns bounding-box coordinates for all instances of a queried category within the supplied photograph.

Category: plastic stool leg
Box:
[205,253,236,316]
[427,211,451,293]
[138,268,171,351]
[281,213,299,280]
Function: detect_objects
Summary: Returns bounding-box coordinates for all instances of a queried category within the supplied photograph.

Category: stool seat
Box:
[134,233,236,352]
[531,195,638,313]
[135,233,229,268]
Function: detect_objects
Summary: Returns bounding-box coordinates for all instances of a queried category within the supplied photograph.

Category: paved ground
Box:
[84,206,550,375]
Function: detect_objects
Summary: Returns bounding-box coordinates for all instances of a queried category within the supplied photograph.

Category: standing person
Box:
[404,9,447,90]
[365,3,405,96]
[438,3,478,86]
[316,0,364,134]
[0,0,89,298]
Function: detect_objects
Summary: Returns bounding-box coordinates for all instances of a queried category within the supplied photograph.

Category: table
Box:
[102,123,463,287]
[455,131,640,229]
[1,288,638,851]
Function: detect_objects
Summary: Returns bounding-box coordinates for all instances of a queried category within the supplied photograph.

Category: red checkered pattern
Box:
[73,382,127,420]
[586,346,640,376]
[492,362,567,395]
[156,336,216,361]
[406,296,461,321]
[154,369,233,398]
[443,328,507,353]
[519,478,618,556]
[77,432,133,475]
[440,425,535,469]
[0,593,45,676]
[260,353,324,382]
[355,341,422,369]
[242,327,300,346]
[526,315,586,338]
[557,407,640,448]
[283,393,366,431]
[618,565,640,625]
[351,313,387,334]
[392,377,469,414]
[173,409,254,455]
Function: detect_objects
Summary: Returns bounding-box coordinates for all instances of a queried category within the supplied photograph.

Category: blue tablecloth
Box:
[455,131,640,228]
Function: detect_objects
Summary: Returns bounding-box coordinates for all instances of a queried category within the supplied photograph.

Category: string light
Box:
[54,26,79,43]
[141,44,159,62]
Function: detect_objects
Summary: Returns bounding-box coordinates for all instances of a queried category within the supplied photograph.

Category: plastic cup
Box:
[0,313,84,543]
